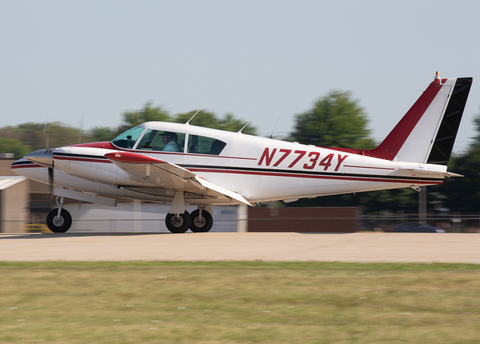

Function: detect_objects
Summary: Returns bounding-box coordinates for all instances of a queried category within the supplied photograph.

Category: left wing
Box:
[104,152,251,206]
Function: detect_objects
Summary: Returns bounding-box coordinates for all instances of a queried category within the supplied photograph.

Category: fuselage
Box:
[12,121,447,205]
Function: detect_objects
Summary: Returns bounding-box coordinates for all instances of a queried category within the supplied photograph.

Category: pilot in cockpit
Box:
[161,132,181,152]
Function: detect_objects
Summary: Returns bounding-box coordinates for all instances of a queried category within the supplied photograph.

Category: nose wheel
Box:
[46,208,72,233]
[46,196,72,233]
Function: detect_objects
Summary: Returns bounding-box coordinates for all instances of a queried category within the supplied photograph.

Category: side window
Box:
[137,130,185,153]
[188,135,226,155]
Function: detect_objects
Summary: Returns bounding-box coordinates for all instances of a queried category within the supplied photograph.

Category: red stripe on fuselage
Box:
[68,142,116,149]
[188,168,443,185]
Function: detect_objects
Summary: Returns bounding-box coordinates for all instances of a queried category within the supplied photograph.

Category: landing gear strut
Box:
[46,196,72,233]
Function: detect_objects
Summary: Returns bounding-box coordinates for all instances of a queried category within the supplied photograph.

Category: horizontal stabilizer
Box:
[391,167,463,179]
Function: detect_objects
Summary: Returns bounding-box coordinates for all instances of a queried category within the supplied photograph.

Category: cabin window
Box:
[188,135,226,155]
[111,126,145,149]
[136,130,186,152]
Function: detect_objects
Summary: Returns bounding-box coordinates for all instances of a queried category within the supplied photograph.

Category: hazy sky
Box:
[1,0,479,153]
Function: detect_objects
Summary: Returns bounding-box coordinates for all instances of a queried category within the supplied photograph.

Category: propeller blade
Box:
[48,167,54,194]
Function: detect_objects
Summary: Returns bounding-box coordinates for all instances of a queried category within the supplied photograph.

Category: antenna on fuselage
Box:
[269,117,280,139]
[186,101,209,125]
[238,110,260,134]
[44,111,50,149]
[79,113,84,144]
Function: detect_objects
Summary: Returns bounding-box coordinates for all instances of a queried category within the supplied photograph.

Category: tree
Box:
[118,102,171,134]
[440,149,480,213]
[173,111,257,135]
[470,110,480,149]
[291,90,375,149]
[434,108,480,213]
[286,90,426,214]
[0,123,83,152]
[0,137,31,158]
[88,127,118,142]
[218,113,257,135]
[174,110,220,128]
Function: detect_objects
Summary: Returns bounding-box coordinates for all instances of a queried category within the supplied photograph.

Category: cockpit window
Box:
[137,130,185,153]
[111,126,145,149]
[188,135,226,155]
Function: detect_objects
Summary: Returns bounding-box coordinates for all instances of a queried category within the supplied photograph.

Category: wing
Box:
[104,152,251,206]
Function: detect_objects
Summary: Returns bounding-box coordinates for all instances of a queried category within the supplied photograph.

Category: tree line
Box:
[1,93,479,214]
[0,102,257,157]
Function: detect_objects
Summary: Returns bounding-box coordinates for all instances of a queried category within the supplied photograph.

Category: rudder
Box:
[364,73,473,164]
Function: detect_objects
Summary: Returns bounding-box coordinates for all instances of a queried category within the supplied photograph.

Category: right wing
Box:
[104,152,251,206]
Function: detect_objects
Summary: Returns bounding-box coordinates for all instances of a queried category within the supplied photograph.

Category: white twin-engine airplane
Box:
[12,73,473,233]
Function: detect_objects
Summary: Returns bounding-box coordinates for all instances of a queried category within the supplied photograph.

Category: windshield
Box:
[111,126,145,149]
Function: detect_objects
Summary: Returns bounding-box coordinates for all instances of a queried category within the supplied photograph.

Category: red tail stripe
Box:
[363,81,442,160]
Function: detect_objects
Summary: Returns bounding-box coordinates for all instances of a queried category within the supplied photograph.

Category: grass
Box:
[1,261,480,343]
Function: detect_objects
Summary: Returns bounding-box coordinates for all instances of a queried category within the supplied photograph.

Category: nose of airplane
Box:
[24,148,55,168]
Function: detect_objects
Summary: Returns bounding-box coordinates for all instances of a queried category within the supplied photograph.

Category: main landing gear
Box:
[165,192,213,233]
[164,208,214,233]
[46,196,72,233]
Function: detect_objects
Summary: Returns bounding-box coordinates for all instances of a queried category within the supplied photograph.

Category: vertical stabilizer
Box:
[364,73,473,163]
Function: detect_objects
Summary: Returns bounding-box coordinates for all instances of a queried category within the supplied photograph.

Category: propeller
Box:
[43,117,54,193]
[48,161,54,194]
[24,148,55,193]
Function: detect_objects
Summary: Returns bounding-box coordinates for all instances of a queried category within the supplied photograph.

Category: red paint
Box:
[273,149,292,167]
[104,152,165,164]
[288,150,307,168]
[188,168,442,185]
[11,163,43,169]
[53,156,112,163]
[363,81,442,160]
[68,142,115,149]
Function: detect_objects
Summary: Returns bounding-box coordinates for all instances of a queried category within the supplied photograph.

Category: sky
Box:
[1,0,480,153]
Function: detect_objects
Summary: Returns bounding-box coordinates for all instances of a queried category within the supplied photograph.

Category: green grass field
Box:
[1,261,480,343]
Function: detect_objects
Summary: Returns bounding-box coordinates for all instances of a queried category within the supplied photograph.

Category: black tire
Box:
[46,209,72,233]
[190,209,213,232]
[165,212,191,233]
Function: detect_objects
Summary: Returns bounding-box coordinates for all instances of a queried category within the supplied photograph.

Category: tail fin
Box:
[364,73,473,163]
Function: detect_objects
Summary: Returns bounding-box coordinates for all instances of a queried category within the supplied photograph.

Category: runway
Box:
[1,232,480,263]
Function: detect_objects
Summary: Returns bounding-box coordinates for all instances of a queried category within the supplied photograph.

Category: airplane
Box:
[11,72,473,233]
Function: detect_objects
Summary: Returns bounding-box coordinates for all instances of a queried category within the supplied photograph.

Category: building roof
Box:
[0,176,27,190]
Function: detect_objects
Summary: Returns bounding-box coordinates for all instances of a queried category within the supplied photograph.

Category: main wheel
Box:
[46,209,72,233]
[165,212,191,233]
[190,209,213,232]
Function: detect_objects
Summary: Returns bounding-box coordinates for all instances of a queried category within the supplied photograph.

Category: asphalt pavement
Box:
[1,232,479,263]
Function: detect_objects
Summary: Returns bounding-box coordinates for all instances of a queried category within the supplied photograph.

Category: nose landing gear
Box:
[46,196,72,233]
